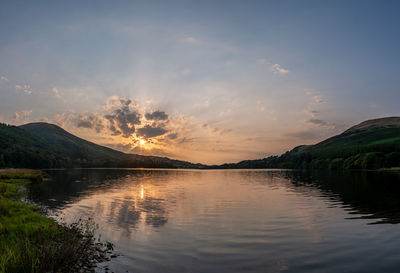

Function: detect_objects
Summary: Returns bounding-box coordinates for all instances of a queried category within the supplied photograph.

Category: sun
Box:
[139,139,146,145]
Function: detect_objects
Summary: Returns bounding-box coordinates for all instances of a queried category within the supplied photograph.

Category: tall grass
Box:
[0,169,45,183]
[0,217,99,273]
[0,169,105,272]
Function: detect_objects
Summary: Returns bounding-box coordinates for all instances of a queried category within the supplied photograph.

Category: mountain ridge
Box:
[0,122,205,169]
[344,117,400,133]
[214,117,400,169]
[0,117,399,169]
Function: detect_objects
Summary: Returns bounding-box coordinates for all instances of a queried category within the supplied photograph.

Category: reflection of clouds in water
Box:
[97,194,169,237]
[55,182,170,241]
[115,199,141,237]
[29,169,400,273]
[139,197,168,227]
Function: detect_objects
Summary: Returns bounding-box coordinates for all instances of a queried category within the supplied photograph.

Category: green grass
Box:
[370,137,400,145]
[0,169,45,182]
[378,167,400,171]
[0,169,99,273]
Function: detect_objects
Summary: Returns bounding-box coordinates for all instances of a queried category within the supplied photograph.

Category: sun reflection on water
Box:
[140,186,144,199]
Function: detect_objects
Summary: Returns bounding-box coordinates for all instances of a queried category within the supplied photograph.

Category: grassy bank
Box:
[0,169,110,273]
[378,167,400,171]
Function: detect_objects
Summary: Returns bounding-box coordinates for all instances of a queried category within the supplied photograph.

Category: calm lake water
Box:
[27,169,400,273]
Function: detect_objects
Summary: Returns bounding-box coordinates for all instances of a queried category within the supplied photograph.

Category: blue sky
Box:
[0,1,399,164]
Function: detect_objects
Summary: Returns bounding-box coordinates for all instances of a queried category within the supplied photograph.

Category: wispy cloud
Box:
[307,118,328,126]
[313,95,325,104]
[13,110,32,123]
[271,63,289,75]
[52,87,64,100]
[73,114,104,133]
[304,109,319,118]
[184,37,197,44]
[305,118,337,130]
[0,76,9,83]
[15,84,32,95]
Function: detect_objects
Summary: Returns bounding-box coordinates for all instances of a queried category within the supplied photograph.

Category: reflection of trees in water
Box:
[235,170,400,224]
[27,169,131,208]
[29,168,400,228]
[285,170,400,224]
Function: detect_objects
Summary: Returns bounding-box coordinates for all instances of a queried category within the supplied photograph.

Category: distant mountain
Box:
[1,117,399,170]
[216,117,400,169]
[0,122,206,169]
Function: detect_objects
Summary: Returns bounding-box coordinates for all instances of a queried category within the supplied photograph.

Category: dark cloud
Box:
[179,137,195,144]
[167,133,178,139]
[305,109,319,118]
[145,111,168,121]
[74,115,104,133]
[104,98,141,137]
[307,118,329,126]
[219,128,232,135]
[136,124,168,138]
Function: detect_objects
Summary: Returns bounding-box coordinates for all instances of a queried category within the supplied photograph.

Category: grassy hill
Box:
[217,117,400,169]
[1,117,399,170]
[0,122,205,169]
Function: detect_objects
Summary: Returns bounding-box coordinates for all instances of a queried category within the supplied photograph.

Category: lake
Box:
[27,169,400,273]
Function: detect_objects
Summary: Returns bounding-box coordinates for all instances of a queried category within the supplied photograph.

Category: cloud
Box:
[307,118,328,126]
[313,96,325,104]
[304,90,325,105]
[272,64,289,75]
[73,114,104,133]
[304,109,319,118]
[145,111,168,121]
[104,98,141,137]
[306,118,336,129]
[52,87,64,100]
[0,76,9,83]
[13,110,32,123]
[15,84,32,95]
[136,124,168,138]
[184,37,197,43]
[167,133,178,139]
[105,143,133,153]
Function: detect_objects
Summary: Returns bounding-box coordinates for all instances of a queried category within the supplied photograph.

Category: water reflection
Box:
[28,169,400,227]
[286,171,400,224]
[26,169,400,273]
[28,169,171,234]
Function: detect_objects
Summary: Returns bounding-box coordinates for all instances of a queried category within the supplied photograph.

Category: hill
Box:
[216,117,400,169]
[0,122,205,169]
[1,117,399,170]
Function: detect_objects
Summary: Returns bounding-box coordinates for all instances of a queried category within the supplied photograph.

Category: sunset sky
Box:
[1,1,399,164]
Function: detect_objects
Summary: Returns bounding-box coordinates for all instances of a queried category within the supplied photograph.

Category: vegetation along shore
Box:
[0,169,115,273]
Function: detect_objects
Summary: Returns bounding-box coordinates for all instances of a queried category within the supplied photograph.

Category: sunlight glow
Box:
[140,186,144,199]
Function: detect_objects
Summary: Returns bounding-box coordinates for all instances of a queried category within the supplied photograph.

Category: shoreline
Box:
[0,169,115,273]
